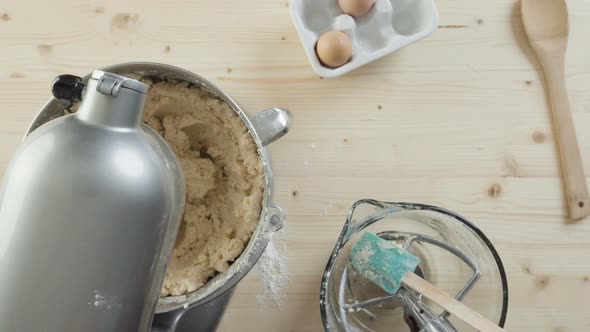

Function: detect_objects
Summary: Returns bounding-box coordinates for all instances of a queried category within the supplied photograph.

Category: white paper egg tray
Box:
[290,0,439,78]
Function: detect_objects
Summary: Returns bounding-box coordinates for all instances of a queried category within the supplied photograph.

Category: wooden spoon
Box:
[521,0,590,220]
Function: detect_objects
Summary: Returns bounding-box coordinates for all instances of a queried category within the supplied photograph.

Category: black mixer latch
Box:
[51,74,85,104]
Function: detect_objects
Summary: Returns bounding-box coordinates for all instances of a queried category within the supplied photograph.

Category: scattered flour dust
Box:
[89,290,121,310]
[256,234,288,308]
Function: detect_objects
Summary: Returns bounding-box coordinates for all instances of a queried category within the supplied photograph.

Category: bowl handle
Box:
[250,108,291,147]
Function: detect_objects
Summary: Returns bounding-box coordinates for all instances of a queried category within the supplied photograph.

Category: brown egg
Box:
[316,31,353,68]
[338,0,376,17]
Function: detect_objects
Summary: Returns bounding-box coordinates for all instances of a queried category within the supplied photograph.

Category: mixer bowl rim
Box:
[319,199,509,331]
[26,62,286,314]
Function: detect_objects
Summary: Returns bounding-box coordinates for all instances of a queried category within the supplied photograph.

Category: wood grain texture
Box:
[1,0,590,331]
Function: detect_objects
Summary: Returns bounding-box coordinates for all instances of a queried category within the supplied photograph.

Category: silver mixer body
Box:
[0,71,186,331]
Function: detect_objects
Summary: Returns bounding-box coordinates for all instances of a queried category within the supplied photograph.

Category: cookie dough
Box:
[140,79,264,297]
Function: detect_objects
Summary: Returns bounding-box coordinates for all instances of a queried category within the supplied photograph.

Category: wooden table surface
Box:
[1,0,590,331]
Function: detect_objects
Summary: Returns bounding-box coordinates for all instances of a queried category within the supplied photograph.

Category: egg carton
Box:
[290,0,439,78]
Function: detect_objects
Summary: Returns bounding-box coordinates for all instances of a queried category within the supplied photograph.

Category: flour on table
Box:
[256,234,288,308]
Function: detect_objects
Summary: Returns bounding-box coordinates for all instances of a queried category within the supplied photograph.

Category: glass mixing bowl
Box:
[320,200,508,331]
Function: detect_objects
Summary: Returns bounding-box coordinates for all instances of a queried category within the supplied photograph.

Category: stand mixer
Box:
[0,70,186,331]
[0,63,291,332]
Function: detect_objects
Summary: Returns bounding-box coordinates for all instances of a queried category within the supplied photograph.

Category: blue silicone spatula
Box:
[351,232,506,332]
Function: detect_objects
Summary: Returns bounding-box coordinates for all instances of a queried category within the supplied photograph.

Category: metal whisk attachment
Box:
[342,231,481,332]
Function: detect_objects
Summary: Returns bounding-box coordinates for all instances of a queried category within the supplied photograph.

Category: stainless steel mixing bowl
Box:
[26,62,290,317]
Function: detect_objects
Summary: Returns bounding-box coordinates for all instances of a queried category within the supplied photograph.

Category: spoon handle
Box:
[541,52,590,220]
[403,273,507,332]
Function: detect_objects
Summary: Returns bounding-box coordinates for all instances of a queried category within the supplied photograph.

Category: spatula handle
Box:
[402,273,506,332]
[541,52,590,220]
